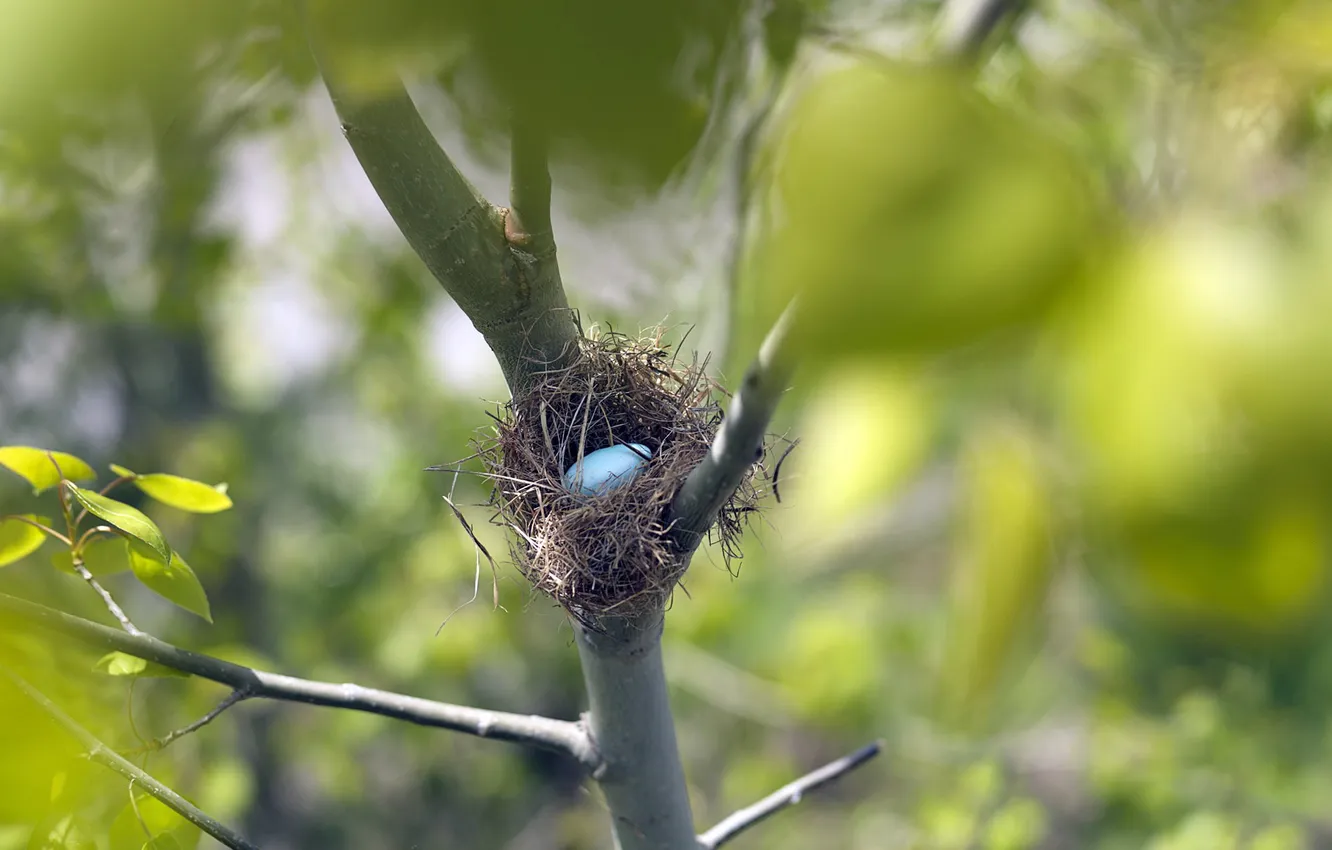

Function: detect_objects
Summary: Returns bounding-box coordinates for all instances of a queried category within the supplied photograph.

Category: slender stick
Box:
[148,688,250,751]
[668,302,796,557]
[2,668,259,850]
[71,558,142,636]
[0,592,599,769]
[697,741,883,849]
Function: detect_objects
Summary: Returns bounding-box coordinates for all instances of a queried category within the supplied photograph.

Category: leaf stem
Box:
[74,524,115,552]
[1,514,71,546]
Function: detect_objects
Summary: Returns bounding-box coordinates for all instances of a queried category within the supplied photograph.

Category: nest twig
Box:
[473,327,765,626]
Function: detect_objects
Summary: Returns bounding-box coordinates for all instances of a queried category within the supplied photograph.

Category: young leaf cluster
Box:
[0,446,230,623]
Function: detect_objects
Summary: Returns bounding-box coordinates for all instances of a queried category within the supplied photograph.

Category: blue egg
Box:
[563,443,652,496]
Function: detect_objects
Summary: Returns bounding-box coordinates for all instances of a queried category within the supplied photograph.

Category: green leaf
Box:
[109,463,137,478]
[93,651,188,679]
[0,447,95,493]
[127,541,212,623]
[51,535,131,576]
[0,515,49,567]
[133,472,233,514]
[64,484,170,565]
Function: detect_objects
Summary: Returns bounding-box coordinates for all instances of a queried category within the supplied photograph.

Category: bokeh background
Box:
[5,0,1332,848]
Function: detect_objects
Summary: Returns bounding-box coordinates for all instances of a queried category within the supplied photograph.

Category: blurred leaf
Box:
[748,59,1100,362]
[109,794,200,849]
[1116,490,1327,639]
[108,464,136,479]
[50,536,130,577]
[786,361,933,543]
[93,651,187,679]
[0,1,250,124]
[0,448,95,494]
[64,485,170,565]
[126,542,211,623]
[1053,213,1332,641]
[310,0,746,186]
[1052,215,1285,524]
[25,814,94,850]
[938,422,1054,725]
[984,797,1047,850]
[1248,823,1309,850]
[0,516,49,568]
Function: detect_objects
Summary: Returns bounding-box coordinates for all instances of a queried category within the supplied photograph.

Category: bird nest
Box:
[474,328,763,626]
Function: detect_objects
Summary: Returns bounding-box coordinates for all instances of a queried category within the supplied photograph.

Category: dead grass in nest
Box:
[474,327,764,627]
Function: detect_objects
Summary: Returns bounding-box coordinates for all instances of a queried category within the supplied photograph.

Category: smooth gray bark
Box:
[576,616,699,850]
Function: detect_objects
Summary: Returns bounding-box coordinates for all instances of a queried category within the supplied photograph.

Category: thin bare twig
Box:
[697,741,883,849]
[1,667,259,850]
[72,558,142,636]
[147,688,250,751]
[0,592,599,769]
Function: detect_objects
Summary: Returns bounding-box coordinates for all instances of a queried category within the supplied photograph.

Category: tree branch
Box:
[2,667,259,850]
[936,0,1031,60]
[0,592,599,769]
[574,616,698,850]
[306,20,580,393]
[668,301,796,557]
[697,741,883,849]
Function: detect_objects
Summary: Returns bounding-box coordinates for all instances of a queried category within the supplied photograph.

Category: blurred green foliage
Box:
[5,0,1332,849]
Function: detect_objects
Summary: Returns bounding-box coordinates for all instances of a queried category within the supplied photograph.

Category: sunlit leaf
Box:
[93,651,146,676]
[50,536,130,577]
[0,515,49,568]
[93,651,188,679]
[127,542,212,623]
[64,484,170,565]
[132,473,233,514]
[0,447,95,493]
[109,463,136,479]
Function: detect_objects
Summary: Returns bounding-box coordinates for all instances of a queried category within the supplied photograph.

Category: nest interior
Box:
[479,329,762,624]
